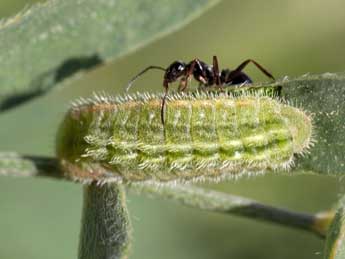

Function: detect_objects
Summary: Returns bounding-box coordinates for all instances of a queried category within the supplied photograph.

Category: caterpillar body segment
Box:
[56,91,312,184]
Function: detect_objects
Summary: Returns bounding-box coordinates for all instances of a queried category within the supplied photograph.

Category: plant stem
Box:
[129,182,330,237]
[0,153,63,179]
[79,183,131,259]
[0,153,332,239]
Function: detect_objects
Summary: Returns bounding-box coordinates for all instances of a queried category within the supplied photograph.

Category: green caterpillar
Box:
[56,90,313,184]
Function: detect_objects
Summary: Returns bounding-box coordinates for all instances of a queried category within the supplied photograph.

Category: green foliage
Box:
[3,73,345,179]
[280,73,345,175]
[0,1,344,259]
[0,0,219,112]
[324,197,345,259]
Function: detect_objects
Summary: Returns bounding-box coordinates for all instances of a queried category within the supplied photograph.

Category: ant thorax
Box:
[192,60,215,86]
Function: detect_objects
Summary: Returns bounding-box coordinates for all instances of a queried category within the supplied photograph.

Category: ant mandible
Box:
[125,56,275,125]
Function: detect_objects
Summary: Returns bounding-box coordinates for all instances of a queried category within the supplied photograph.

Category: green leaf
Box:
[324,197,345,259]
[2,73,344,179]
[0,0,220,112]
[279,73,345,175]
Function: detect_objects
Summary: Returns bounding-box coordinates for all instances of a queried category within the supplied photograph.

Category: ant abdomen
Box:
[220,69,253,86]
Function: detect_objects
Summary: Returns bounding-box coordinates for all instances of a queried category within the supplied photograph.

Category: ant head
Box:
[164,61,186,83]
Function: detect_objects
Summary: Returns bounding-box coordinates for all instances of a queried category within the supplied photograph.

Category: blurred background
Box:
[0,0,344,258]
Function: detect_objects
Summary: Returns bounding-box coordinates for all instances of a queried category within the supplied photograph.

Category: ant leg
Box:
[177,77,188,92]
[125,65,166,92]
[178,59,198,92]
[212,56,221,86]
[228,59,275,81]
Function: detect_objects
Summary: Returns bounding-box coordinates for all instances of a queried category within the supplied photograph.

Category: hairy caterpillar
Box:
[56,90,312,184]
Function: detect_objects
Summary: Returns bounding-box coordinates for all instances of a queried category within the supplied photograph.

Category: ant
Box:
[125,56,275,125]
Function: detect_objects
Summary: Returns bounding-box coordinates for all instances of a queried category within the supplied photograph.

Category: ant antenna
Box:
[160,80,169,125]
[125,66,166,92]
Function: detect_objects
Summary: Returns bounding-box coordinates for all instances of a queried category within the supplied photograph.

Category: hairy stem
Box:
[129,182,331,237]
[79,183,131,259]
[0,154,332,240]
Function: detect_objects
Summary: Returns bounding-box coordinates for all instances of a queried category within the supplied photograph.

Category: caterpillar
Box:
[56,90,313,184]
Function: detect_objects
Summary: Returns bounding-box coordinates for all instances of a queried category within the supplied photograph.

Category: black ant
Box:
[125,56,275,124]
